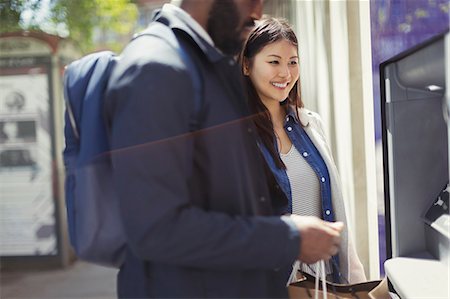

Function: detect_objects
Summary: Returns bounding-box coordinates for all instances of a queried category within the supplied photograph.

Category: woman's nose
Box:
[278,65,290,78]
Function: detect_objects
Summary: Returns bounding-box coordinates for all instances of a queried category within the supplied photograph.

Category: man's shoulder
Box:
[109,32,184,86]
[123,28,180,64]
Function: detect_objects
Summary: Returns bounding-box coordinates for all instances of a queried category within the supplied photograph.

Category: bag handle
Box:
[314,260,327,299]
[303,256,348,285]
[288,260,328,298]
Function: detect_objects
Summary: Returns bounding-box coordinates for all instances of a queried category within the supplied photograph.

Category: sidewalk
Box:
[0,261,117,299]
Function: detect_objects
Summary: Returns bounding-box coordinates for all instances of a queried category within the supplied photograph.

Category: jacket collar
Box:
[152,5,226,63]
[285,106,311,127]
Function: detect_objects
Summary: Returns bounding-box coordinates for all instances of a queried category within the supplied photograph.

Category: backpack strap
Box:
[135,22,204,131]
[64,79,79,140]
[63,51,117,142]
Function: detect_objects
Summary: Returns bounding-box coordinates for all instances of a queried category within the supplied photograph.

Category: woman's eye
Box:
[289,61,298,65]
[268,61,279,65]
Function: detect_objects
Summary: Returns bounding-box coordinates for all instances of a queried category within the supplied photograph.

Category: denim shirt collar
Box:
[284,106,299,125]
[284,105,313,128]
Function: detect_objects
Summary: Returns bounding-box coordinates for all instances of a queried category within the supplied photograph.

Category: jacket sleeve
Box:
[347,232,367,283]
[308,110,332,156]
[105,59,300,270]
[307,109,367,282]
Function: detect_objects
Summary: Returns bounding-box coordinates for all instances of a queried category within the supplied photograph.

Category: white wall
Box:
[266,0,380,279]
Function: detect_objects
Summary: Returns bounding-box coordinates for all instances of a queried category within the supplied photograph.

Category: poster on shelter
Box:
[0,70,57,256]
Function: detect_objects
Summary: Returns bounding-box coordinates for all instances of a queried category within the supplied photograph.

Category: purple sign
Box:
[371,0,449,140]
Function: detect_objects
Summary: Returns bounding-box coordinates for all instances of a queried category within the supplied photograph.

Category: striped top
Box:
[280,145,332,276]
[280,145,321,216]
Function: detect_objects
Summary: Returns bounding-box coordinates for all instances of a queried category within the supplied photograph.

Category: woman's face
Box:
[245,39,299,107]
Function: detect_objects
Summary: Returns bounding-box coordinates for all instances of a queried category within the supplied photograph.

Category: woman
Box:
[239,17,366,284]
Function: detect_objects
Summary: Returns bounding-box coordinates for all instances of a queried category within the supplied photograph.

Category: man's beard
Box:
[207,0,243,56]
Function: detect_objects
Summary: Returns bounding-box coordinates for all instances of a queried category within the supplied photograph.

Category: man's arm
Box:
[106,60,299,269]
[106,58,342,270]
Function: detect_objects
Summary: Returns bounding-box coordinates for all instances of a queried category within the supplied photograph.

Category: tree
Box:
[0,0,138,53]
[0,0,42,32]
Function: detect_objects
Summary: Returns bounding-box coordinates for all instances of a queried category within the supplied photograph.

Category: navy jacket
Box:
[105,7,299,298]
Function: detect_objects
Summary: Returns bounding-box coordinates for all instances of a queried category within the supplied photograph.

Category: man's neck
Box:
[162,3,215,46]
[179,0,212,31]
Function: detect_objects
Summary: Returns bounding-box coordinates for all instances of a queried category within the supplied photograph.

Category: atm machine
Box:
[380,31,449,298]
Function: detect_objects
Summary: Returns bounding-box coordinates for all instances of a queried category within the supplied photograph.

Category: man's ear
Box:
[242,57,250,76]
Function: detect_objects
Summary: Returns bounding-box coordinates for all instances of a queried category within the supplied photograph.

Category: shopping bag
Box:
[288,269,390,299]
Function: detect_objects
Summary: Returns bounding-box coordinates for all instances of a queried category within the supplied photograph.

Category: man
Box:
[105,0,343,297]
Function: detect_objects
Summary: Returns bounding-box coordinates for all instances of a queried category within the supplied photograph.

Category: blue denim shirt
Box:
[258,108,342,282]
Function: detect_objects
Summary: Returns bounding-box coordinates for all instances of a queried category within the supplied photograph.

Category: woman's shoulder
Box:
[297,107,323,125]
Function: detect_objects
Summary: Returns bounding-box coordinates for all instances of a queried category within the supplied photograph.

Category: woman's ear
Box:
[242,57,250,76]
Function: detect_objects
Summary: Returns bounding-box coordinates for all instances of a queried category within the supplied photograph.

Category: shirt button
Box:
[302,152,308,157]
[247,127,253,133]
[260,196,266,202]
[287,126,292,132]
[321,177,326,183]
[325,210,331,215]
[228,59,235,66]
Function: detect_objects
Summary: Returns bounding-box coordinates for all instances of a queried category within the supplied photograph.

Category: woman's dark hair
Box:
[238,17,303,169]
